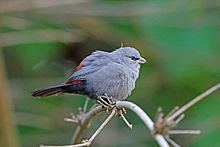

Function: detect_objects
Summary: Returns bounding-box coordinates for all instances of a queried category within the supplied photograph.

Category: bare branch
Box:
[165,136,181,147]
[152,82,220,146]
[87,110,115,143]
[71,105,104,144]
[169,130,201,135]
[166,82,220,122]
[41,109,116,147]
[116,101,169,147]
[82,98,89,112]
[39,82,220,147]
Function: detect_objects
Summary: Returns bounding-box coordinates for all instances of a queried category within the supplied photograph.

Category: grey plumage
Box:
[32,47,146,100]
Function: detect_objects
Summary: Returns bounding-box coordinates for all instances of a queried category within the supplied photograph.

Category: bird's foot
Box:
[97,94,116,111]
[97,95,132,129]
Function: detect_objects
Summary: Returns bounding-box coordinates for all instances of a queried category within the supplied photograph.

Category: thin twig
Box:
[169,130,201,135]
[165,136,181,147]
[71,105,104,144]
[166,82,220,122]
[164,106,179,119]
[64,117,79,124]
[87,110,115,143]
[82,98,89,112]
[40,83,220,147]
[41,110,116,147]
[173,114,185,125]
[120,114,133,129]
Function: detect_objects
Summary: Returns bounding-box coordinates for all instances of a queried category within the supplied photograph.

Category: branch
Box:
[71,105,105,144]
[41,108,115,147]
[166,82,220,122]
[61,101,169,147]
[152,82,220,146]
[39,82,220,147]
[116,101,169,147]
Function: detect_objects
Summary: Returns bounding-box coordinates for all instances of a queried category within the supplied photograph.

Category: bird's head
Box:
[112,47,146,70]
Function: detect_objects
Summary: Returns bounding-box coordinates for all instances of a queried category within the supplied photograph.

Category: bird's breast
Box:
[85,64,138,100]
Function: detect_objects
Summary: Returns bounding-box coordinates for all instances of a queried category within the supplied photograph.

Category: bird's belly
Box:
[101,83,129,100]
[85,75,135,100]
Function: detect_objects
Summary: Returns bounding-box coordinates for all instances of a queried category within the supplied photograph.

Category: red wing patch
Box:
[76,63,84,71]
[65,80,82,84]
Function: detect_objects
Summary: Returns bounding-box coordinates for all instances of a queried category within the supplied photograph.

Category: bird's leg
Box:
[96,94,116,111]
[97,94,127,115]
[96,97,110,109]
[97,95,132,129]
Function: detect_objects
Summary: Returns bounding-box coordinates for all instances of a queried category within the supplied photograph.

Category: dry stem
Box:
[71,105,104,144]
[166,82,220,122]
[40,82,220,147]
[116,101,169,147]
[41,110,116,147]
[153,82,220,146]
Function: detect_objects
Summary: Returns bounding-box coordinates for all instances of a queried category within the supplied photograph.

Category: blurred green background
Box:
[0,0,220,147]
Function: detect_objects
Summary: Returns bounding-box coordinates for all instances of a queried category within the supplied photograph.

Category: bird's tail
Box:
[31,84,71,97]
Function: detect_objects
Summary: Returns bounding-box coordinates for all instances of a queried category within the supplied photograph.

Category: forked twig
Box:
[153,82,220,146]
[40,82,220,147]
[40,109,116,147]
[71,106,104,144]
[166,82,220,122]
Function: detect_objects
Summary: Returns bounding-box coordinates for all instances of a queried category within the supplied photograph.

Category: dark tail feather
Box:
[31,84,70,97]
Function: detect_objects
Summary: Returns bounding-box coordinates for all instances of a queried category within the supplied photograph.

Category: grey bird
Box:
[31,47,146,100]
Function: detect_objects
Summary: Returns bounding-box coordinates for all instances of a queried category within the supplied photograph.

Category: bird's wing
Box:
[86,62,131,99]
[65,50,110,83]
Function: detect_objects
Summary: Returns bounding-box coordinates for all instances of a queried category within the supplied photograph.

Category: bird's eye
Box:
[129,56,139,61]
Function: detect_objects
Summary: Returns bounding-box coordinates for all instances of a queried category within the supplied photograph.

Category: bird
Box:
[31,47,146,101]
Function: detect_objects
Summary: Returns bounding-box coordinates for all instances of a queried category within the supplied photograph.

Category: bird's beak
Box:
[138,57,147,64]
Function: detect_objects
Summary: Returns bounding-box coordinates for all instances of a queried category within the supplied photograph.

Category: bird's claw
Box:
[97,95,116,111]
[97,94,127,116]
[97,95,133,129]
